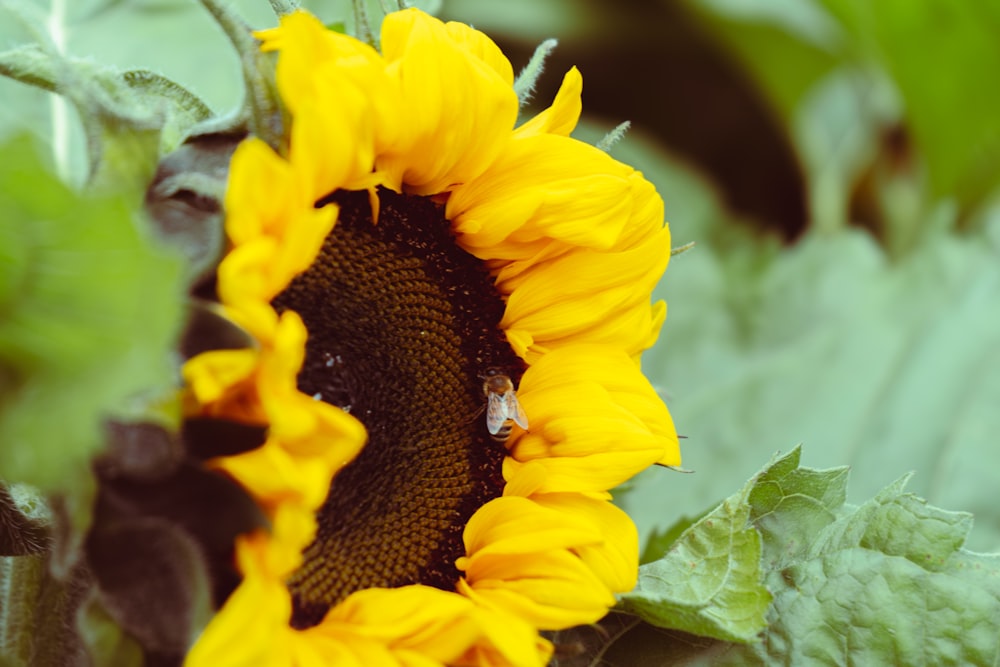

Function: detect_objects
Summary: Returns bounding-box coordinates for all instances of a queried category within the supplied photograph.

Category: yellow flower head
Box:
[184,8,679,666]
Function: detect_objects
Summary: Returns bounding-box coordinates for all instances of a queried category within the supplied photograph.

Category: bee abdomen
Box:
[490,421,513,443]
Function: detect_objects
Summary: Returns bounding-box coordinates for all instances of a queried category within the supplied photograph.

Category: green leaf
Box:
[684,0,1000,228]
[608,448,1000,665]
[619,467,772,643]
[818,0,1000,208]
[640,513,703,566]
[760,473,999,664]
[0,135,184,496]
[791,66,901,237]
[682,0,842,124]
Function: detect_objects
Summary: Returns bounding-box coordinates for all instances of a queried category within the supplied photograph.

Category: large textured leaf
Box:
[619,465,772,642]
[601,449,1000,666]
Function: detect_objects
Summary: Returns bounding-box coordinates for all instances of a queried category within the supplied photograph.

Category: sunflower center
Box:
[272,188,523,629]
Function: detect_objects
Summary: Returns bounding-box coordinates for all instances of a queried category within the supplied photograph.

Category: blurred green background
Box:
[2,0,999,552]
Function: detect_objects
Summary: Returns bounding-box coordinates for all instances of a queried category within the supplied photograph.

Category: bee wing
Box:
[485,391,509,435]
[505,391,528,430]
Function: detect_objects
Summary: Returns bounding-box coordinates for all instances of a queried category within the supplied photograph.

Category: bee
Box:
[482,369,528,442]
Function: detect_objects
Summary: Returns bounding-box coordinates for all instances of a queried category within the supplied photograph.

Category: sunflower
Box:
[182,8,679,666]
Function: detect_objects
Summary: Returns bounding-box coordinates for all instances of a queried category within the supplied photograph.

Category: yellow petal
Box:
[260,313,367,458]
[456,550,614,630]
[376,9,519,194]
[287,633,373,667]
[270,15,395,197]
[462,496,602,557]
[448,135,634,259]
[185,532,296,667]
[289,83,378,201]
[503,445,664,494]
[513,300,666,365]
[224,138,338,306]
[266,11,385,117]
[503,344,680,492]
[615,172,668,249]
[444,20,515,86]
[215,239,281,327]
[494,220,669,295]
[316,586,478,658]
[224,138,298,244]
[307,585,546,667]
[496,228,669,361]
[212,440,335,512]
[460,607,552,667]
[182,348,259,406]
[514,67,582,138]
[455,496,615,630]
[268,11,405,166]
[531,493,639,593]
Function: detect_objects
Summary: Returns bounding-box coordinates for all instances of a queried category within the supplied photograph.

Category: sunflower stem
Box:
[514,38,557,107]
[45,0,72,182]
[0,551,91,664]
[0,484,53,556]
[196,0,282,144]
[0,0,73,180]
[267,0,299,17]
[352,0,376,47]
[381,0,411,10]
[596,121,631,152]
